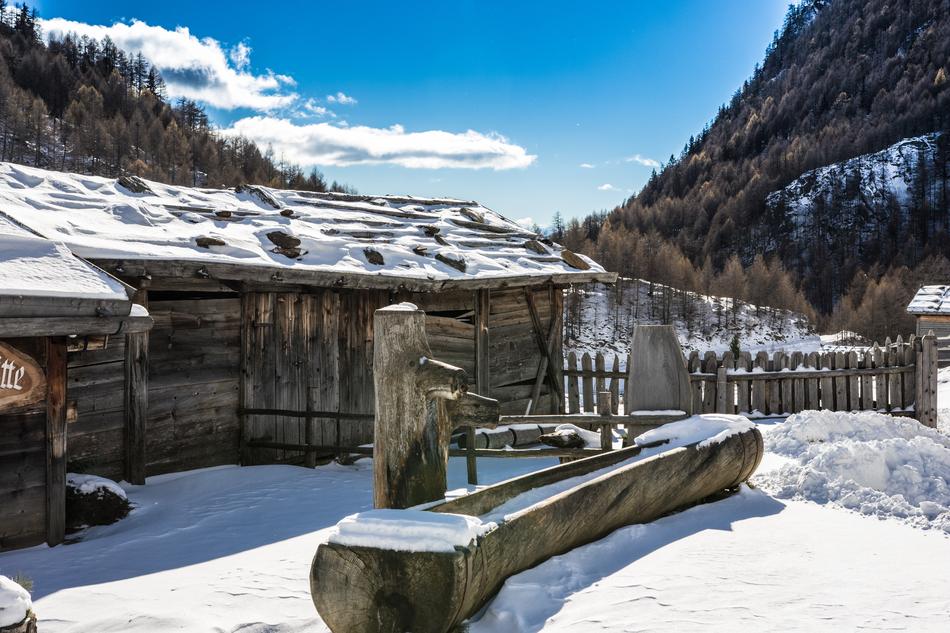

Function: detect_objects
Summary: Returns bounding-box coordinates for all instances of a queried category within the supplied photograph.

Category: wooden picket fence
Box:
[564,333,940,426]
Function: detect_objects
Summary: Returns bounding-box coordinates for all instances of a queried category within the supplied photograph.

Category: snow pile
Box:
[0,216,128,301]
[550,424,602,448]
[635,414,755,448]
[0,575,31,628]
[66,474,128,500]
[327,509,496,553]
[756,411,950,532]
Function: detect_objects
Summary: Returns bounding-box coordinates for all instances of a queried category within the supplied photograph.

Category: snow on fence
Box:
[564,333,940,427]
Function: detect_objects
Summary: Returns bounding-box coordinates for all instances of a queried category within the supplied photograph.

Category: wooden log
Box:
[373,304,467,509]
[310,425,764,633]
[46,337,68,547]
[625,326,692,414]
[581,353,593,413]
[566,352,579,414]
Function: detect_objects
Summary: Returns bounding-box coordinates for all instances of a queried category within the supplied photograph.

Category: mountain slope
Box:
[589,0,950,313]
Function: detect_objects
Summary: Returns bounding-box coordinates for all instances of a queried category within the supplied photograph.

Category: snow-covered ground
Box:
[566,280,819,359]
[1,403,949,632]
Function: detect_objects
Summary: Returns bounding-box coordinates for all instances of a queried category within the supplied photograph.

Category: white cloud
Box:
[597,183,617,191]
[38,17,297,111]
[327,91,358,105]
[579,163,595,169]
[220,117,536,170]
[296,98,335,119]
[625,154,660,168]
[229,41,251,70]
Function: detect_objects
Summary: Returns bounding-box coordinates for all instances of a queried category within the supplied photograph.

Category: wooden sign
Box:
[0,341,46,412]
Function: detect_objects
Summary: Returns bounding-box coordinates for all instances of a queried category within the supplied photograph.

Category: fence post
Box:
[916,332,938,428]
[715,366,729,414]
[597,390,613,451]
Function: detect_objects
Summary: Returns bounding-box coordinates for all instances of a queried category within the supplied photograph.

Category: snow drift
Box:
[756,411,950,532]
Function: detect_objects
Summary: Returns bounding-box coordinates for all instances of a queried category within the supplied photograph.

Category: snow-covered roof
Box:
[907,285,950,315]
[0,214,131,312]
[0,162,612,290]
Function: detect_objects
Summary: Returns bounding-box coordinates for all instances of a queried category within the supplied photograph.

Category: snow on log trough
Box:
[310,415,763,633]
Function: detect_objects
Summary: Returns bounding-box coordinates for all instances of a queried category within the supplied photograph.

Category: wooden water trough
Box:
[310,314,763,632]
[311,421,762,633]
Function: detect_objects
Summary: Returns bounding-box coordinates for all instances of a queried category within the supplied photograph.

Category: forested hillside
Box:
[0,2,349,191]
[565,0,950,337]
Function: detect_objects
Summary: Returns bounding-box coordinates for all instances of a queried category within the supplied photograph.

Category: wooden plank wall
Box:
[414,287,561,415]
[146,294,241,475]
[0,338,48,551]
[67,335,127,479]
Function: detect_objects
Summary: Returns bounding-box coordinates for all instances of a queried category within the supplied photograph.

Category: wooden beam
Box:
[92,258,617,293]
[124,288,149,485]
[474,289,491,397]
[0,313,152,338]
[524,288,563,413]
[46,336,68,546]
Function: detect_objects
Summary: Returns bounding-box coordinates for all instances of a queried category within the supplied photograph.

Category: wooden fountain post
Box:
[373,303,468,509]
[625,325,694,414]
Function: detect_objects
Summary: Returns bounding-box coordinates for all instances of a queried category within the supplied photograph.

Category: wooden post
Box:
[465,426,478,485]
[625,325,692,414]
[715,366,729,414]
[474,289,490,397]
[46,336,67,546]
[373,304,467,509]
[124,286,149,485]
[916,332,938,428]
[597,390,612,451]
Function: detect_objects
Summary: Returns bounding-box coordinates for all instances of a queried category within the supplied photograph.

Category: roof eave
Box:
[91,258,617,292]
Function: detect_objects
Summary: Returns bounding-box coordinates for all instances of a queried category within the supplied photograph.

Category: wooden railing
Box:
[565,334,940,426]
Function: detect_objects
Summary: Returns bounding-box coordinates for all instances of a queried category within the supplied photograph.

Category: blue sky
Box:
[35,0,789,227]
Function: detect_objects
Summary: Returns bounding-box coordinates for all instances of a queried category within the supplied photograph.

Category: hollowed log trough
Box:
[311,422,763,633]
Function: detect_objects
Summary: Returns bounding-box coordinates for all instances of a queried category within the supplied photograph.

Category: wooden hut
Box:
[0,218,150,551]
[0,162,614,485]
[907,285,950,367]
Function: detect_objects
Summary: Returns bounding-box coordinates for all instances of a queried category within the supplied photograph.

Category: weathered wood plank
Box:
[46,337,67,547]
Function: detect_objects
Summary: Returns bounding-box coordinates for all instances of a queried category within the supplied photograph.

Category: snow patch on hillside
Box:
[765,132,945,245]
[565,280,818,359]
